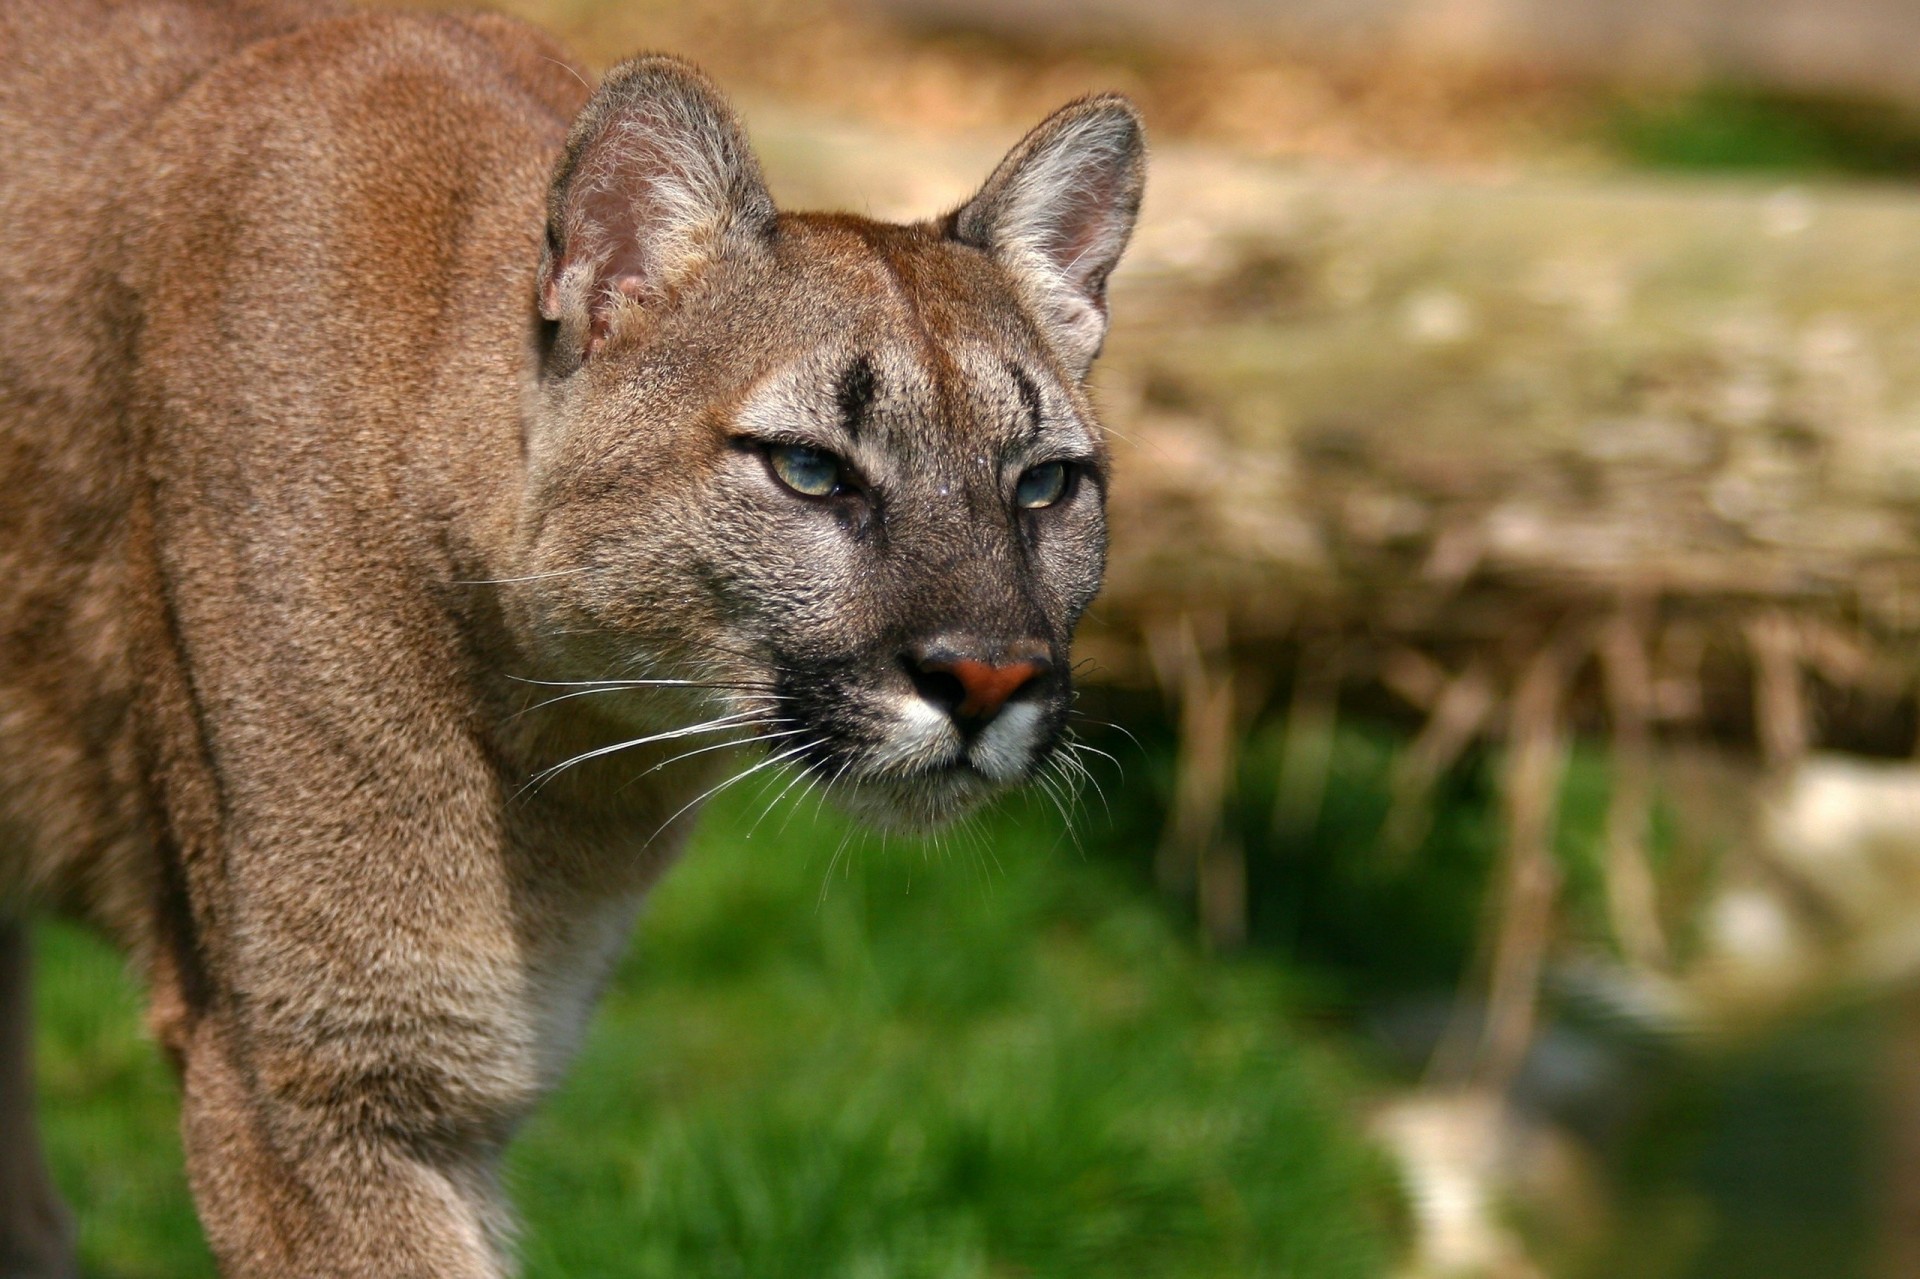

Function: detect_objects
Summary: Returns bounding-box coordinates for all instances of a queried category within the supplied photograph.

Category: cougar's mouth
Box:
[766,670,1064,830]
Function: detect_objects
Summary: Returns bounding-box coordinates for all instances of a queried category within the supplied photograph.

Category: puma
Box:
[0,0,1144,1273]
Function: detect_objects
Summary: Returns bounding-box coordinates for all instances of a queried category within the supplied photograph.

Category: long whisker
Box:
[616,726,807,794]
[1035,765,1086,855]
[1058,743,1111,822]
[801,752,856,833]
[747,757,821,839]
[510,683,791,719]
[1066,710,1147,758]
[507,675,781,691]
[521,712,770,795]
[774,762,832,837]
[819,823,858,908]
[646,739,826,849]
[1064,736,1124,774]
[1032,767,1074,827]
[452,565,607,586]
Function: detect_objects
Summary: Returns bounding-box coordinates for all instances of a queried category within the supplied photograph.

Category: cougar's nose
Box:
[905,636,1053,727]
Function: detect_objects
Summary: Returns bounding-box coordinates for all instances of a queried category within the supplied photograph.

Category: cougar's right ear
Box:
[539,56,775,368]
[950,95,1145,379]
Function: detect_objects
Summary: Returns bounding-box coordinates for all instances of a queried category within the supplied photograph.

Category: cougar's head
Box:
[514,57,1144,827]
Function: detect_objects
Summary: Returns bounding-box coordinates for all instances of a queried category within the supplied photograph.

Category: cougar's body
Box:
[0,1,1144,1273]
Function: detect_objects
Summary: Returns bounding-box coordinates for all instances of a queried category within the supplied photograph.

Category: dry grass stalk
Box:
[1747,613,1810,773]
[1271,637,1344,834]
[1422,640,1572,1093]
[1148,614,1242,940]
[1478,642,1573,1092]
[1382,656,1498,857]
[1599,608,1671,971]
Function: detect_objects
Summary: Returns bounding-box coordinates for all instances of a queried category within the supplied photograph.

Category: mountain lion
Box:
[0,0,1144,1273]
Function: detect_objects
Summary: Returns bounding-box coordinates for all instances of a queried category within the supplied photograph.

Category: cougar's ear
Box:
[539,56,775,366]
[950,95,1145,378]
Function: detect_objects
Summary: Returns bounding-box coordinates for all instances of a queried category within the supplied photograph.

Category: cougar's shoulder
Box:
[0,0,345,917]
[0,0,585,918]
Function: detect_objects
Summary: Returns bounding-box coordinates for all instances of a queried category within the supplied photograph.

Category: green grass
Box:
[36,786,1400,1278]
[1610,85,1920,177]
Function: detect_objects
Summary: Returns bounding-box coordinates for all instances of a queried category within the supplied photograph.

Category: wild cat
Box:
[0,0,1144,1273]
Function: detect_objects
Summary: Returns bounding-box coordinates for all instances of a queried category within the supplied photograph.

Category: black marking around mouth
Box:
[772,658,869,775]
[773,650,1072,788]
[836,354,877,439]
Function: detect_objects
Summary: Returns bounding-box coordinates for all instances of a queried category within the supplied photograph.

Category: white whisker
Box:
[646,739,826,849]
[511,682,788,720]
[777,768,826,836]
[748,758,820,839]
[619,726,806,792]
[521,711,769,794]
[1057,744,1110,821]
[1065,736,1123,773]
[818,824,858,908]
[453,566,606,586]
[507,674,782,691]
[1067,712,1147,757]
[1034,766,1085,854]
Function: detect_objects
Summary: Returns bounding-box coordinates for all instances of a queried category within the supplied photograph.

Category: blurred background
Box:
[42,0,1920,1275]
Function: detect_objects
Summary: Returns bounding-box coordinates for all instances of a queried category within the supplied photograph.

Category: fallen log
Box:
[753,115,1920,963]
[760,116,1920,724]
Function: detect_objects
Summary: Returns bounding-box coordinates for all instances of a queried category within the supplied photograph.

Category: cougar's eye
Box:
[768,444,845,498]
[1016,461,1070,510]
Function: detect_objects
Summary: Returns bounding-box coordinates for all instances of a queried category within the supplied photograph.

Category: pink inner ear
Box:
[1040,170,1129,299]
[568,173,657,341]
[543,59,774,363]
[586,273,650,345]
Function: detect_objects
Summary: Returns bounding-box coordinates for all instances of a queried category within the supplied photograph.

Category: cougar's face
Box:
[516,65,1141,826]
[521,220,1108,826]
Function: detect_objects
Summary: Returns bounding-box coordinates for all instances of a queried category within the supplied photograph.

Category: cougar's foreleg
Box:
[0,918,79,1279]
[178,1011,523,1279]
[169,818,545,1278]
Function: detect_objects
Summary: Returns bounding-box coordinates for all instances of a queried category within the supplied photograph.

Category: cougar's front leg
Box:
[178,1009,520,1279]
[0,919,79,1279]
[169,815,544,1278]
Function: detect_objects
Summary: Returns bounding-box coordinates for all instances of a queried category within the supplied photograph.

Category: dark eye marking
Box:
[1008,363,1044,433]
[835,354,877,439]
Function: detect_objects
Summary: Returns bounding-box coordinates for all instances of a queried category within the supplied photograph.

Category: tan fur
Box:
[0,2,1143,1273]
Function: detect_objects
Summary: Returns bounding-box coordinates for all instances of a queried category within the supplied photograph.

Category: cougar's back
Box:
[0,0,333,910]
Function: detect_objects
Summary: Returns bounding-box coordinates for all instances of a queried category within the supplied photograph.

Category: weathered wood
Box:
[757,116,1920,734]
[880,0,1920,106]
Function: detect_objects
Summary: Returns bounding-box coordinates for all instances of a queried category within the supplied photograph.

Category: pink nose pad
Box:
[917,657,1044,721]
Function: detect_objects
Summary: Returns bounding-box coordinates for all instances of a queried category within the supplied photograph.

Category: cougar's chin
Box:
[829,767,998,832]
[792,692,1058,832]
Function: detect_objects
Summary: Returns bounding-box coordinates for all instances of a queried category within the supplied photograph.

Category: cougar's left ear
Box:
[950,95,1145,378]
[539,55,775,368]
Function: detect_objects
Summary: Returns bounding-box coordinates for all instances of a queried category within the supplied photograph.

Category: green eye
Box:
[1016,461,1070,509]
[768,444,844,498]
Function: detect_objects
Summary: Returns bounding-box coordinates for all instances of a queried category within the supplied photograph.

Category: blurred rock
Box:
[1373,1088,1602,1279]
